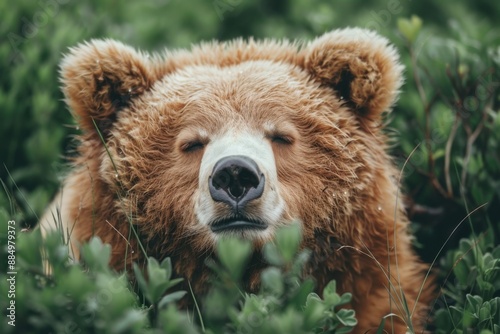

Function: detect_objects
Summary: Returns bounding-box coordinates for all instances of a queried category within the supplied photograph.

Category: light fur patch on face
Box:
[195,129,284,235]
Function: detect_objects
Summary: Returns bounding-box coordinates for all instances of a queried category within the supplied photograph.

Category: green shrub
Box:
[434,227,500,333]
[391,16,500,333]
[0,219,357,333]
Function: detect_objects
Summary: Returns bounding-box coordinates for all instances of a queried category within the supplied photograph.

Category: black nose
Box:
[209,155,265,210]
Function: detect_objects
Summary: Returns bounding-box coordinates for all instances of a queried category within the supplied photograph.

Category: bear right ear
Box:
[60,39,156,136]
[301,28,404,122]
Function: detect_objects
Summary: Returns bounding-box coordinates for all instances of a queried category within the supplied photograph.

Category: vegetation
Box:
[1,0,499,332]
[1,221,360,333]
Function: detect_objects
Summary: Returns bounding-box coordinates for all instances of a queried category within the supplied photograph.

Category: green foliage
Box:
[397,15,422,43]
[0,219,147,334]
[133,257,184,307]
[0,222,356,333]
[204,223,357,334]
[216,236,253,281]
[435,229,500,333]
[392,15,500,333]
[393,13,500,281]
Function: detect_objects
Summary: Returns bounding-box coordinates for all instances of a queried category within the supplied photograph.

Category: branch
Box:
[444,117,460,197]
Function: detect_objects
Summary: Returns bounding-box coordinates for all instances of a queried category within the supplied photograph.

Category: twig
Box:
[444,117,460,197]
[410,46,427,104]
[410,46,452,200]
[424,94,438,174]
[461,108,487,186]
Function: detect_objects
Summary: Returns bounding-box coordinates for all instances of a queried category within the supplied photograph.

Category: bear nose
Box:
[209,155,265,209]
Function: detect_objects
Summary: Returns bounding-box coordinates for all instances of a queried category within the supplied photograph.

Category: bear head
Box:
[44,28,434,332]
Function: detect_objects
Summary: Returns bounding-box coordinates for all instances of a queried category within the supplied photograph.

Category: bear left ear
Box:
[60,39,156,136]
[302,28,404,121]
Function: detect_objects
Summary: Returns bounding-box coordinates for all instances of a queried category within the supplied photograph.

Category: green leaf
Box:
[375,317,387,334]
[477,280,495,300]
[303,294,326,329]
[478,302,491,321]
[263,243,284,266]
[16,227,43,270]
[335,308,357,327]
[158,291,187,309]
[158,304,199,334]
[466,294,483,311]
[133,262,149,301]
[110,309,147,333]
[453,254,470,286]
[147,258,167,287]
[80,237,111,272]
[165,278,184,290]
[159,257,173,281]
[323,280,341,307]
[261,267,284,295]
[217,237,252,280]
[288,278,315,308]
[397,15,422,43]
[291,249,311,276]
[434,308,455,333]
[275,221,302,263]
[339,292,353,306]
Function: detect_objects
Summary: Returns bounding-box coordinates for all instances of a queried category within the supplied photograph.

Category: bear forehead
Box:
[137,60,341,130]
[163,60,308,90]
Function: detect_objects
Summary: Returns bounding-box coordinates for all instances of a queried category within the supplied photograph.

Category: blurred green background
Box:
[1,0,499,262]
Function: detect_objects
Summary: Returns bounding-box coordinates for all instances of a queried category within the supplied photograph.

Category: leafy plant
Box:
[434,228,500,333]
[202,223,357,334]
[0,220,357,333]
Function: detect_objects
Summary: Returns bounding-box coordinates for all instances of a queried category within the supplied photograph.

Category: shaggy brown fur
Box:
[41,28,435,333]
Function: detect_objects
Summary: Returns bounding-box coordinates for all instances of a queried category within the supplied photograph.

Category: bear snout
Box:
[195,131,285,235]
[208,155,268,233]
[209,155,265,210]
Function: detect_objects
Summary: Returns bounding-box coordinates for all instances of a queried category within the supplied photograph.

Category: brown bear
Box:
[40,28,435,333]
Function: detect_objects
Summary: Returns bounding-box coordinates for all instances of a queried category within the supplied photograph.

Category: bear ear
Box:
[302,28,404,121]
[60,39,156,136]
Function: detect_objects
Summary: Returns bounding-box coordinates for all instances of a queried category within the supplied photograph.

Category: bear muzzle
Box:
[208,155,268,233]
[195,130,284,234]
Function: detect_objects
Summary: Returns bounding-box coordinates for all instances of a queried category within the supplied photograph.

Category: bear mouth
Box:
[210,216,268,233]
